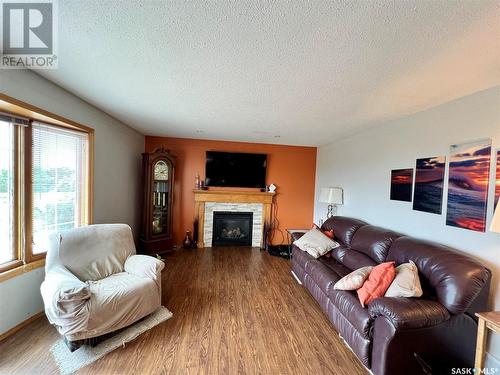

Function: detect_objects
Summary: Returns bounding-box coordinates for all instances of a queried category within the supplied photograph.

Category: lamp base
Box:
[327,204,337,218]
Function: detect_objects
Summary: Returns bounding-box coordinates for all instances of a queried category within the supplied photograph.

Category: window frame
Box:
[0,93,94,279]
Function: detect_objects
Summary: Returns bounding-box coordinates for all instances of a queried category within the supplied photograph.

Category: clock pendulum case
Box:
[139,147,175,254]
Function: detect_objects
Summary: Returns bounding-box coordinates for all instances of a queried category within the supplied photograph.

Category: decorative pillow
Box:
[293,228,340,258]
[334,266,373,291]
[357,262,396,307]
[312,223,334,239]
[385,260,423,298]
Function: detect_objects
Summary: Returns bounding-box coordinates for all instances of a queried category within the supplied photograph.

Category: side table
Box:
[475,311,500,370]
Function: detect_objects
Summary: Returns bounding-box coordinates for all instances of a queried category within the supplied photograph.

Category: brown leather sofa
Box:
[291,216,491,375]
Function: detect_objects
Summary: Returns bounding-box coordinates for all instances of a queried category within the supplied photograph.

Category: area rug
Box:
[50,306,173,374]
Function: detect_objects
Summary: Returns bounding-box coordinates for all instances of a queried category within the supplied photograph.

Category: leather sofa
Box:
[291,216,491,375]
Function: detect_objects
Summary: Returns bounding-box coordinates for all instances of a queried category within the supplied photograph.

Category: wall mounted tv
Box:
[205,151,267,188]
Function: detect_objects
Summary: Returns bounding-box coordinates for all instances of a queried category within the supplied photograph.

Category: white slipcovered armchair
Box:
[40,224,164,348]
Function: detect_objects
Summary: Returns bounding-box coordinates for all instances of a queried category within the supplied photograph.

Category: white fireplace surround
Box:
[204,202,263,247]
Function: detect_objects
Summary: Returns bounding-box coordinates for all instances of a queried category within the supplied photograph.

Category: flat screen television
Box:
[205,151,267,188]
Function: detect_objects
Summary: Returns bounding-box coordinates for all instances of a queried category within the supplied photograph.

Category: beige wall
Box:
[0,70,145,334]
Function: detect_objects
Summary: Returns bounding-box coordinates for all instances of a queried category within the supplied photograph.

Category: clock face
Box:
[154,160,169,181]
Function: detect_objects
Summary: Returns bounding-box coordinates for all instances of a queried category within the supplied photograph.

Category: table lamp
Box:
[319,187,343,218]
[491,204,500,233]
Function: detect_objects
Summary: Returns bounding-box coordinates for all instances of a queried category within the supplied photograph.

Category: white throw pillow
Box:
[334,266,374,291]
[385,260,423,298]
[293,228,340,258]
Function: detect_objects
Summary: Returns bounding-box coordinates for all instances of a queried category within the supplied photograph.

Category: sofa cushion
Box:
[341,249,378,270]
[292,245,314,269]
[305,261,342,295]
[318,256,352,278]
[387,237,490,315]
[81,272,160,340]
[350,225,402,263]
[328,289,373,338]
[321,216,367,247]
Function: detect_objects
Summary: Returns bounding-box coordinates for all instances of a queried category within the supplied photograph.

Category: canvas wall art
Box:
[413,156,446,214]
[446,139,491,232]
[390,168,413,202]
[495,150,500,209]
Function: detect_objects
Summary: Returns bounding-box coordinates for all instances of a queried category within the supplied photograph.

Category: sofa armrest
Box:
[125,254,165,281]
[291,232,305,241]
[41,267,90,324]
[368,297,450,329]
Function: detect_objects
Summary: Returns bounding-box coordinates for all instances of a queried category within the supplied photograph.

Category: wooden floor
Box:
[0,247,367,375]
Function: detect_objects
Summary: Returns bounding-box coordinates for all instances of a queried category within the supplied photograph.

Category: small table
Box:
[475,311,500,370]
[286,229,308,259]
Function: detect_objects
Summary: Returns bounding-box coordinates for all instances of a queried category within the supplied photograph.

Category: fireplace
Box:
[212,211,253,246]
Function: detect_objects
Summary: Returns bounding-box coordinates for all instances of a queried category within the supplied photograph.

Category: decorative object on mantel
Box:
[446,138,491,232]
[390,169,413,202]
[183,231,193,248]
[195,174,201,189]
[268,183,277,192]
[139,147,175,254]
[319,187,343,218]
[495,150,500,209]
[490,203,500,233]
[413,156,446,215]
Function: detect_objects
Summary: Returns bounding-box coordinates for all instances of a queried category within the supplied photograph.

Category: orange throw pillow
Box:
[312,223,334,239]
[357,262,396,307]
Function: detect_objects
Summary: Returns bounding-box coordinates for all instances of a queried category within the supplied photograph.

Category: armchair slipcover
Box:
[40,224,164,342]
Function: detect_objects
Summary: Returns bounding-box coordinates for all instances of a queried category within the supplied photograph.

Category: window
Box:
[0,97,93,275]
[31,123,89,255]
[0,118,16,266]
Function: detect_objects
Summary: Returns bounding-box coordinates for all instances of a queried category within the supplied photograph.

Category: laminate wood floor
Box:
[0,247,367,375]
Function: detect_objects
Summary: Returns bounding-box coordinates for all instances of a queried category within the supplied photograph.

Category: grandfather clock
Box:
[139,147,175,254]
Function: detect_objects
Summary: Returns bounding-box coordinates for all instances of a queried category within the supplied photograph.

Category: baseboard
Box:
[291,270,302,284]
[0,311,44,342]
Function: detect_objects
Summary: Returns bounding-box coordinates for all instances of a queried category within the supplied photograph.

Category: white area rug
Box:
[50,306,173,374]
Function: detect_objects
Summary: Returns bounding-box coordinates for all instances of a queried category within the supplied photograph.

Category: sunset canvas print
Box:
[413,156,446,214]
[495,150,500,209]
[390,168,413,202]
[446,139,491,232]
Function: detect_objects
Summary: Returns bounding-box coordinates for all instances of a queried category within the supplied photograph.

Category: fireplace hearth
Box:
[212,211,253,246]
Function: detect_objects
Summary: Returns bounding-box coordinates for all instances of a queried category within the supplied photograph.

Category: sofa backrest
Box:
[350,225,402,263]
[47,224,136,281]
[387,237,490,315]
[321,216,367,246]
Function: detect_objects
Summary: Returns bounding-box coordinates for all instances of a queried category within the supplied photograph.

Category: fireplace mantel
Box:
[193,189,275,248]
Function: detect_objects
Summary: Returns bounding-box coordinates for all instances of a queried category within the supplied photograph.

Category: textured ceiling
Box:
[37,1,500,146]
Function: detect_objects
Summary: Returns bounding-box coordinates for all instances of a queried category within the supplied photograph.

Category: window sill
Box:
[0,259,45,283]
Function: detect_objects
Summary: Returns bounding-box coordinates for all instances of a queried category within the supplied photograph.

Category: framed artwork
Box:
[413,156,446,214]
[390,168,413,202]
[446,139,491,232]
[495,150,500,209]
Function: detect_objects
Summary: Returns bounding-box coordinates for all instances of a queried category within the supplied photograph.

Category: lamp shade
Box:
[491,205,500,233]
[319,187,343,205]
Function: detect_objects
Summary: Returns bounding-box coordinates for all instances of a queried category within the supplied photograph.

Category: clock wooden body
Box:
[139,147,175,254]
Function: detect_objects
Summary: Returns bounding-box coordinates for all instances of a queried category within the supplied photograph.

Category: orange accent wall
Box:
[145,136,317,246]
